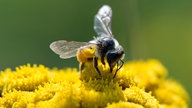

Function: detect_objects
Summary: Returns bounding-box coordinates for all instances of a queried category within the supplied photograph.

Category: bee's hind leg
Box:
[93,56,102,77]
[79,62,85,72]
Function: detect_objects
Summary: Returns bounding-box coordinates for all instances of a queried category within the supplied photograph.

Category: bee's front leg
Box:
[93,56,102,77]
[113,60,124,78]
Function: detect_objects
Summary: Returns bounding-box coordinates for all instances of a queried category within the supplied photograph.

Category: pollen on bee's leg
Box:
[79,57,116,81]
[79,61,100,81]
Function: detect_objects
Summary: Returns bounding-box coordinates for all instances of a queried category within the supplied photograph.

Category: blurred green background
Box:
[0,0,191,104]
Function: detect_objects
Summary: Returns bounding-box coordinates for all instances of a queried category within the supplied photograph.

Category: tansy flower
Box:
[0,59,189,108]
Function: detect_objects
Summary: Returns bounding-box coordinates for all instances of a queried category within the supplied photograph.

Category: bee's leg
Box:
[109,64,114,73]
[101,56,105,65]
[93,56,102,77]
[113,60,124,78]
[79,62,85,72]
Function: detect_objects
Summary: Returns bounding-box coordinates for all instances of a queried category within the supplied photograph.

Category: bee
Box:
[50,5,124,78]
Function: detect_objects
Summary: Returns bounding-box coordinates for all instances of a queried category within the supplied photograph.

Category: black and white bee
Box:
[50,5,124,78]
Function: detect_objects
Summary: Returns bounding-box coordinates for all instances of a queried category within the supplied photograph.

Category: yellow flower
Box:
[0,60,189,108]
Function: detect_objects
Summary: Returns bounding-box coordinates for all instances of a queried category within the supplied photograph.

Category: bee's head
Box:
[106,45,124,70]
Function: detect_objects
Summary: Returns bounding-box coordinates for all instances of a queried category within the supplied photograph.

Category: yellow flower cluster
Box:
[0,59,189,108]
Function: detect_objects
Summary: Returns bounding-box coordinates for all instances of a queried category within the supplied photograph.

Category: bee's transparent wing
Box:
[50,40,88,59]
[94,5,113,37]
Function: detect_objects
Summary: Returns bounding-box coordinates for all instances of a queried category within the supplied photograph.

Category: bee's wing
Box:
[50,40,88,59]
[94,5,113,37]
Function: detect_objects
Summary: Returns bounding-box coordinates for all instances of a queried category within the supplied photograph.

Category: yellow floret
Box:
[80,79,125,108]
[123,86,159,108]
[0,64,49,94]
[121,59,167,90]
[153,79,189,108]
[0,59,189,108]
[107,101,144,108]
